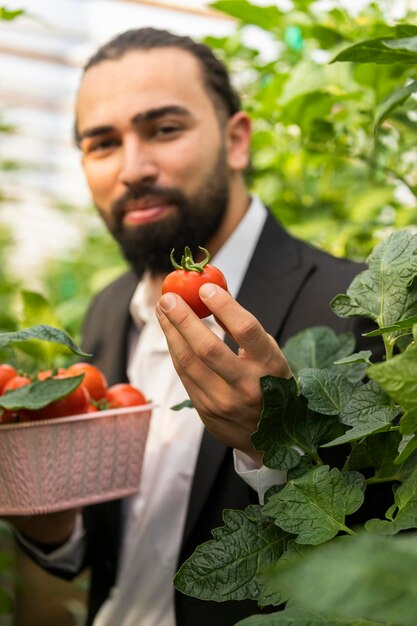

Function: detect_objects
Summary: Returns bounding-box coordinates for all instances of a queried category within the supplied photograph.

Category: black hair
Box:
[83,27,241,119]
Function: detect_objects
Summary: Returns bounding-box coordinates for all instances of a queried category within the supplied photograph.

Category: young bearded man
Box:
[11,28,377,626]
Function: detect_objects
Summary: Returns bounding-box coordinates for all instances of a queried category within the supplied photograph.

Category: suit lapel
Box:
[182,213,316,546]
[232,212,316,341]
[87,271,138,386]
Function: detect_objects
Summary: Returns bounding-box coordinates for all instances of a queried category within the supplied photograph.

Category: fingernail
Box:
[160,293,178,312]
[200,283,218,299]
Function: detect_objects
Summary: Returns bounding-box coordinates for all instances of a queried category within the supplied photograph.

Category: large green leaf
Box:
[384,35,417,55]
[0,375,84,410]
[210,1,282,31]
[348,431,417,483]
[331,230,417,342]
[322,380,399,447]
[252,377,336,470]
[263,533,417,625]
[332,36,417,64]
[396,25,417,37]
[366,465,417,534]
[282,327,355,375]
[374,79,417,137]
[236,608,388,626]
[0,324,90,357]
[368,342,417,435]
[299,369,356,415]
[364,315,417,338]
[174,505,288,602]
[262,466,365,544]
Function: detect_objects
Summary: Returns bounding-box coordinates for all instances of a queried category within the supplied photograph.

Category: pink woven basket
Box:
[0,404,152,515]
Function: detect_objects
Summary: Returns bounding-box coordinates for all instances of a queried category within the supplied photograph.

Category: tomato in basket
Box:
[106,384,147,409]
[66,363,108,401]
[3,375,31,393]
[0,364,18,393]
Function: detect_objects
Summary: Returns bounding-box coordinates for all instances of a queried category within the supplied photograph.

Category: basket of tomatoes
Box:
[0,325,152,515]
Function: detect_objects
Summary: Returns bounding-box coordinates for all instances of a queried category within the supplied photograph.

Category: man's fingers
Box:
[199,283,290,376]
[157,292,242,385]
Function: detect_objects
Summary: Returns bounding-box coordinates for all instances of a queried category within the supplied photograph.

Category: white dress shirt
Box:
[95,195,269,626]
[19,196,287,625]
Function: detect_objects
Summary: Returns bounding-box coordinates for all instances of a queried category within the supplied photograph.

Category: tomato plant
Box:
[66,362,108,401]
[162,246,227,319]
[173,229,417,626]
[106,383,147,408]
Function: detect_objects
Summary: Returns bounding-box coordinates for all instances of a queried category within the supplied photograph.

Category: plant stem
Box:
[311,450,324,466]
[341,524,356,536]
[367,475,396,485]
[384,336,394,361]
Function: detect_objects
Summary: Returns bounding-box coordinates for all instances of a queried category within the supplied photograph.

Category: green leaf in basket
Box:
[0,324,91,357]
[0,375,85,410]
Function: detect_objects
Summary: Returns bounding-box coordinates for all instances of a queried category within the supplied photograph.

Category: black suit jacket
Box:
[67,214,379,625]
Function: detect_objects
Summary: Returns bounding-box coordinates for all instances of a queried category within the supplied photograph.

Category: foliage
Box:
[41,226,127,339]
[333,25,417,136]
[205,0,417,260]
[0,6,24,21]
[174,227,417,625]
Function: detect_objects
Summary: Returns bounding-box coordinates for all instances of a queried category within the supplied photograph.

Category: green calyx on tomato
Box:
[169,246,211,273]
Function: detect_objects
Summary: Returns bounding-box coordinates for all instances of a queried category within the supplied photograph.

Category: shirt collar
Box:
[129,195,267,330]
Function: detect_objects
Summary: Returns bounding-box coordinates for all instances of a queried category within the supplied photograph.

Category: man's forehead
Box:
[79,47,203,97]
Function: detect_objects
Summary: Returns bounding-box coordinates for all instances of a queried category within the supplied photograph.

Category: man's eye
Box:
[154,124,181,138]
[87,138,119,152]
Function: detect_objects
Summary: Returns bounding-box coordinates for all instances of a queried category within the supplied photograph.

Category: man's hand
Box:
[156,283,292,464]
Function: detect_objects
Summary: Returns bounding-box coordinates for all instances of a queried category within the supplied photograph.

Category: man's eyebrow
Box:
[76,105,191,146]
[77,125,114,145]
[131,105,192,125]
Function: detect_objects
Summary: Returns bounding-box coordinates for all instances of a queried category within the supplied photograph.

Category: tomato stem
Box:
[170,246,211,273]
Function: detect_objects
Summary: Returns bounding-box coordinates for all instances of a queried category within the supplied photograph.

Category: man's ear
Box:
[225,111,251,171]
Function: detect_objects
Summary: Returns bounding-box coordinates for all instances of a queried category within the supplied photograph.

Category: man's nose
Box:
[119,137,158,187]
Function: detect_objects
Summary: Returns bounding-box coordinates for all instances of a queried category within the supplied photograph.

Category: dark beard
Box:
[97,148,229,279]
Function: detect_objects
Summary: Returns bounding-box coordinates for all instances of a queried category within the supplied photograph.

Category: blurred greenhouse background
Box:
[2,0,417,623]
[2,0,417,341]
[0,0,241,341]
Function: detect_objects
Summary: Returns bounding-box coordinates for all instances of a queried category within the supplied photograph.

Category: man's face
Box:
[76,47,232,277]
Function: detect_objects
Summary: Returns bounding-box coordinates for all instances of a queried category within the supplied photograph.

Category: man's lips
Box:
[122,199,174,225]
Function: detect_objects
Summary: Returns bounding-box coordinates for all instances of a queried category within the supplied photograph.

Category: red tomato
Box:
[3,375,31,393]
[0,364,18,394]
[161,246,227,319]
[1,375,30,424]
[66,363,108,401]
[106,384,147,409]
[29,375,90,420]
